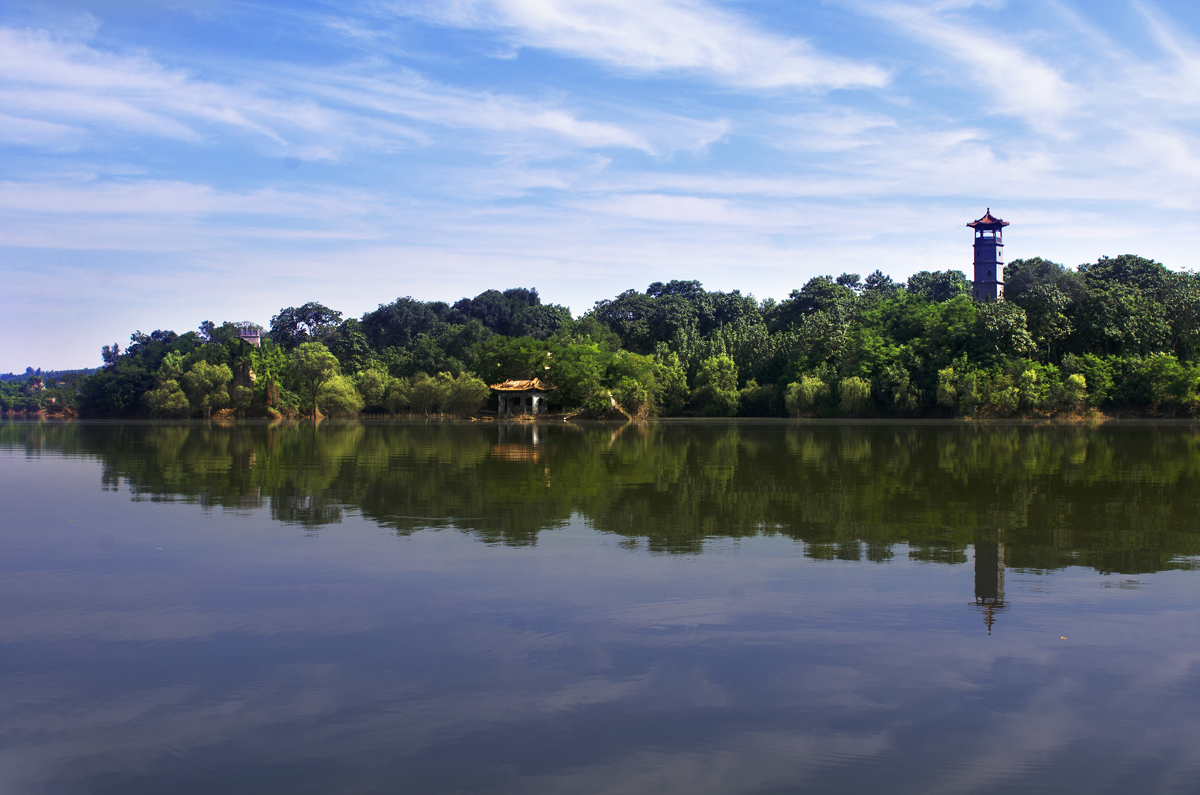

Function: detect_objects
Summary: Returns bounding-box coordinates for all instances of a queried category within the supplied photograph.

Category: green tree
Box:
[691,354,739,416]
[354,369,392,413]
[384,377,412,414]
[292,342,340,417]
[1022,284,1072,361]
[839,376,872,416]
[654,348,689,416]
[318,374,364,416]
[1061,354,1114,407]
[442,373,491,416]
[975,301,1035,360]
[144,379,191,417]
[270,302,343,350]
[182,361,232,419]
[1061,373,1088,411]
[907,270,971,302]
[785,375,830,416]
[409,372,442,415]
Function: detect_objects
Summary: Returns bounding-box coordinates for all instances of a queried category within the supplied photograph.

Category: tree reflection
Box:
[4,420,1200,574]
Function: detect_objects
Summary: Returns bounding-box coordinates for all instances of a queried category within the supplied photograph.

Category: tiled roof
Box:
[967,208,1009,228]
[490,378,555,392]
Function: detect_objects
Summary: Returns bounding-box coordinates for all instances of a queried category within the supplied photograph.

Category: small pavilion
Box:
[491,378,555,417]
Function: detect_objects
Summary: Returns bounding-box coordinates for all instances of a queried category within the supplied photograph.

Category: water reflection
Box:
[4,420,1200,794]
[973,534,1007,634]
[4,419,1200,574]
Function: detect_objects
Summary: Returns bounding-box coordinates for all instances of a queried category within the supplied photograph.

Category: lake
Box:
[3,419,1200,794]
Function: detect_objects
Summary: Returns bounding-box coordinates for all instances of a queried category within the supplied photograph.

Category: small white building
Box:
[491,378,555,416]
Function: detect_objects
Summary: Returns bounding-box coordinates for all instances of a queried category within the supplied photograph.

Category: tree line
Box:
[17,254,1200,418]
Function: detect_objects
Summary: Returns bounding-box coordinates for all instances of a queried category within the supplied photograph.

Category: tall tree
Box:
[269,303,343,350]
[292,342,340,417]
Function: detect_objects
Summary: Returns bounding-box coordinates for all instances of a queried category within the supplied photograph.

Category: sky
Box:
[2,0,1200,371]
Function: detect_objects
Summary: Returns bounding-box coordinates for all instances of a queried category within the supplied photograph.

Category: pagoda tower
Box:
[968,209,1008,301]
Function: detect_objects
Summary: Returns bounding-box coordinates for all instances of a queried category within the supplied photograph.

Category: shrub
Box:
[690,355,739,416]
[384,377,411,414]
[182,361,232,419]
[318,374,364,416]
[839,376,872,416]
[441,373,490,416]
[1062,373,1088,411]
[144,379,191,417]
[613,376,651,416]
[354,369,391,412]
[785,375,829,417]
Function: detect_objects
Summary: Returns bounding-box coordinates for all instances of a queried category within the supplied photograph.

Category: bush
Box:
[182,361,232,419]
[1062,373,1088,411]
[409,373,441,415]
[785,375,829,417]
[613,376,651,417]
[441,373,490,416]
[839,376,872,416]
[384,377,411,414]
[354,369,392,412]
[318,374,364,416]
[1061,353,1113,407]
[690,355,739,416]
[739,380,779,416]
[144,379,191,417]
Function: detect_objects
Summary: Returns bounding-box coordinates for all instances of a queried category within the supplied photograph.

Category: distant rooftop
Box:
[490,379,555,392]
[967,208,1009,228]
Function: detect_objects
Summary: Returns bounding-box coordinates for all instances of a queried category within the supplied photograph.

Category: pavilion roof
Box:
[490,378,555,392]
[967,208,1009,228]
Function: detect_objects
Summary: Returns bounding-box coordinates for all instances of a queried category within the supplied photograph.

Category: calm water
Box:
[3,420,1200,794]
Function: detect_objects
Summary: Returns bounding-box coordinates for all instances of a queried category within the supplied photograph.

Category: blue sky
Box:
[2,0,1199,370]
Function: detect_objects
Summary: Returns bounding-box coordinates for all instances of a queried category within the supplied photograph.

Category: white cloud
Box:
[0,112,80,147]
[402,0,889,89]
[0,25,679,157]
[868,2,1076,130]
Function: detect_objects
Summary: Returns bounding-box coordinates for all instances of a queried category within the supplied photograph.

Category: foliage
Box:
[318,375,365,417]
[292,342,340,417]
[690,355,739,416]
[785,376,830,417]
[144,379,190,417]
[182,361,232,419]
[839,376,872,416]
[269,302,343,350]
[67,258,1200,419]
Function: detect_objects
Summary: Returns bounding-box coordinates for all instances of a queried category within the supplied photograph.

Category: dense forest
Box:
[8,253,1200,418]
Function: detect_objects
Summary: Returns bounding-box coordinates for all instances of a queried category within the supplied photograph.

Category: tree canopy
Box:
[45,258,1200,420]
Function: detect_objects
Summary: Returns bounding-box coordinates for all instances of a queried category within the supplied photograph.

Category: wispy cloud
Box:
[400,0,889,89]
[0,25,686,157]
[866,2,1076,130]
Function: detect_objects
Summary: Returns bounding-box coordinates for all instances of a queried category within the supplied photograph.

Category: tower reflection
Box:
[973,533,1007,634]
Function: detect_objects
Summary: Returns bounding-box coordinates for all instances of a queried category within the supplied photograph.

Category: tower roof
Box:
[967,208,1009,228]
